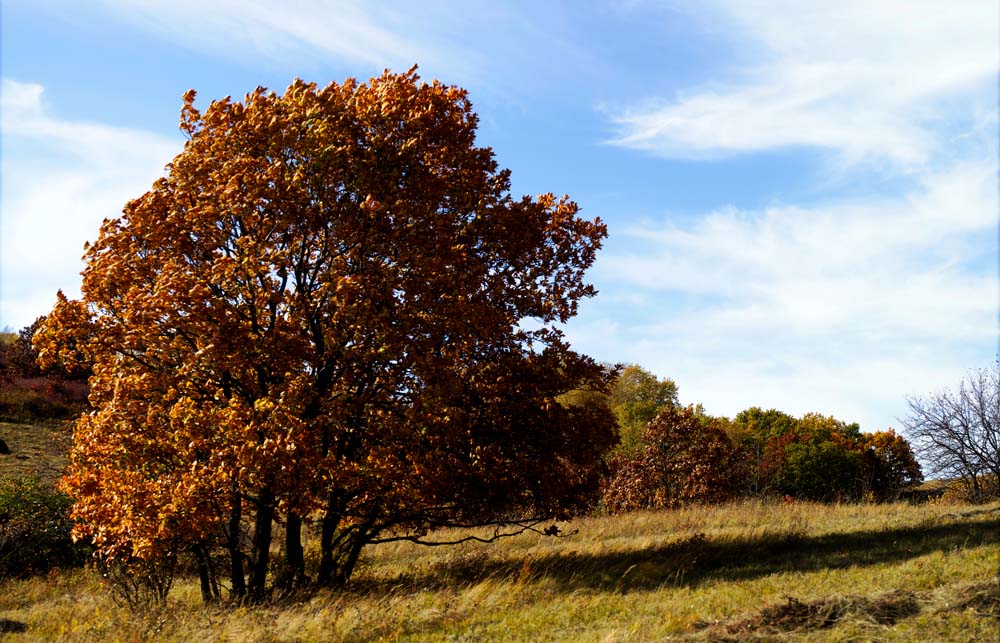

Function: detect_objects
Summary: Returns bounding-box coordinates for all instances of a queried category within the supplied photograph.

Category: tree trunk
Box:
[283,512,305,587]
[970,473,982,500]
[248,488,275,602]
[227,490,246,600]
[326,505,379,587]
[334,524,370,587]
[194,544,219,603]
[317,492,343,585]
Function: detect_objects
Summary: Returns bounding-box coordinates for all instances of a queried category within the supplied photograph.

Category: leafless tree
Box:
[903,364,1000,500]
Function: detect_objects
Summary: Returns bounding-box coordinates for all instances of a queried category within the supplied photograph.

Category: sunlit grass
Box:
[1,500,997,641]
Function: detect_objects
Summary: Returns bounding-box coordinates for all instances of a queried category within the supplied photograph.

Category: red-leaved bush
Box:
[602,406,744,512]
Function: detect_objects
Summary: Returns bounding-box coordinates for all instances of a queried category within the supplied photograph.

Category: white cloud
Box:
[1,79,182,329]
[93,0,484,79]
[570,158,998,429]
[572,0,1000,431]
[611,0,998,167]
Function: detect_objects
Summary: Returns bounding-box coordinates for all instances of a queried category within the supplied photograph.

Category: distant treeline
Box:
[573,365,924,510]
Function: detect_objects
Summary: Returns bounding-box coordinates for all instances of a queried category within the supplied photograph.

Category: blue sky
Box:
[2,1,997,432]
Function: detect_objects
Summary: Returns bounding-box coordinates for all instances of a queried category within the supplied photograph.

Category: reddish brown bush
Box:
[602,406,744,512]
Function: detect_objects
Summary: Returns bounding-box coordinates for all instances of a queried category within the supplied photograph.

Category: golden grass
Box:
[1,500,998,641]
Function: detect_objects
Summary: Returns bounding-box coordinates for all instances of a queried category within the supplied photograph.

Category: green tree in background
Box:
[729,409,921,501]
[862,429,923,501]
[608,364,678,456]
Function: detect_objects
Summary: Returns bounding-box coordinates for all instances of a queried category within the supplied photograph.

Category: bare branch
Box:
[371,519,575,547]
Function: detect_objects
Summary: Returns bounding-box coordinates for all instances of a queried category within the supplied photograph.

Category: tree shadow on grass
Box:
[354,513,1000,595]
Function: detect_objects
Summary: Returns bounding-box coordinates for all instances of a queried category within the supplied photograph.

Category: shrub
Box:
[756,415,866,502]
[602,406,743,512]
[733,410,921,503]
[99,554,177,609]
[0,316,90,423]
[0,476,89,579]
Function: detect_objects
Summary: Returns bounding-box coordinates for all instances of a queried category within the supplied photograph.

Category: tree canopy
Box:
[36,68,616,601]
[607,364,678,455]
[730,409,920,501]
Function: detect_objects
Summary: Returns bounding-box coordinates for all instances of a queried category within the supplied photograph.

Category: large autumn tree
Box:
[36,68,616,602]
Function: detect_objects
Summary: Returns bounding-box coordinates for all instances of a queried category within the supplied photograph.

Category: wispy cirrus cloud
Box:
[601,159,996,339]
[1,78,182,327]
[95,0,464,73]
[60,1,598,104]
[610,0,998,167]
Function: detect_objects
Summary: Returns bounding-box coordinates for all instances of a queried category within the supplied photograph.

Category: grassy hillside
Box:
[0,499,997,641]
[0,421,71,483]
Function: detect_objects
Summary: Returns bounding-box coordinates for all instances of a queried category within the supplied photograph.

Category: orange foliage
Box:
[36,68,615,599]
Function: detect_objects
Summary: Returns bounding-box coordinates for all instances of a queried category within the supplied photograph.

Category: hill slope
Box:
[0,421,70,483]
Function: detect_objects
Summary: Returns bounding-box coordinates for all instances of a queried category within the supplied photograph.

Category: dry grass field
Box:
[0,498,997,642]
[0,421,71,482]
